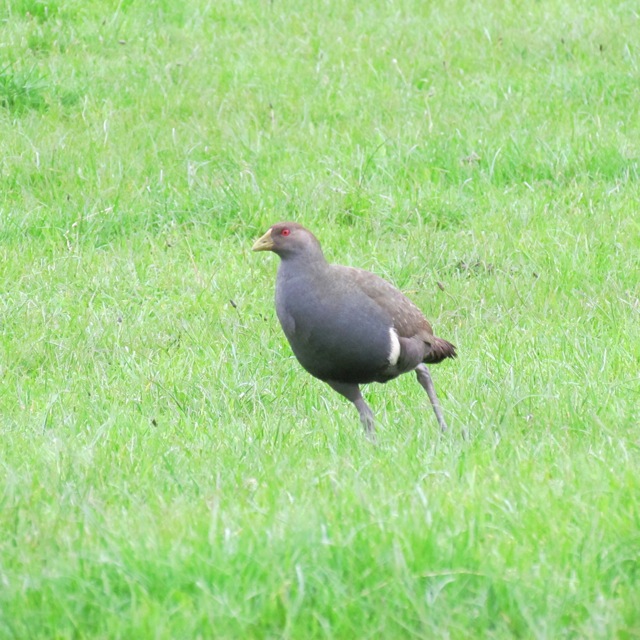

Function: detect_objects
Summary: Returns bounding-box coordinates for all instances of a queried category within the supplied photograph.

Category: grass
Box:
[1,0,639,637]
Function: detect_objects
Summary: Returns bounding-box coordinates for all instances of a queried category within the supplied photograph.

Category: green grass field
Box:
[1,0,639,637]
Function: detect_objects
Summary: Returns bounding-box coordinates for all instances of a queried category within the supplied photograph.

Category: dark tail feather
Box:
[424,337,457,364]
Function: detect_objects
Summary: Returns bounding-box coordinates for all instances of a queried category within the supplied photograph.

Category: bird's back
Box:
[336,266,435,338]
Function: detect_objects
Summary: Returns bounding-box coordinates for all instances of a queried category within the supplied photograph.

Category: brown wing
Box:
[336,266,434,338]
[337,266,456,363]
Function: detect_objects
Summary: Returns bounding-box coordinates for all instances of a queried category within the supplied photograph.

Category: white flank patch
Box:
[387,328,401,366]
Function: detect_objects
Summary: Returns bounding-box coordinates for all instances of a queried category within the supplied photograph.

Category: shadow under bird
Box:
[253,222,456,437]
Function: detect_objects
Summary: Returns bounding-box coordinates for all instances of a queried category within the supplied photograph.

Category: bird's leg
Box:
[415,364,448,433]
[326,381,375,439]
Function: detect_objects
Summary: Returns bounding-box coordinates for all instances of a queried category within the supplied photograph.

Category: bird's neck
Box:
[277,251,328,281]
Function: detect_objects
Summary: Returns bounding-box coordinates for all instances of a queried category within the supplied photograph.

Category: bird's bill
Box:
[252,229,275,251]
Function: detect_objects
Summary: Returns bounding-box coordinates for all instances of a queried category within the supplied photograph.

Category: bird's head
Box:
[252,222,324,261]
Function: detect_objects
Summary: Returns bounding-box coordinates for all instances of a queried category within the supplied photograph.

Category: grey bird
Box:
[253,222,456,437]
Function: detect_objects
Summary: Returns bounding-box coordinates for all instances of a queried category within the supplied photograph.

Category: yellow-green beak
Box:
[252,229,275,252]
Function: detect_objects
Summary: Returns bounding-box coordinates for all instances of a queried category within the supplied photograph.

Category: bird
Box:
[252,222,456,437]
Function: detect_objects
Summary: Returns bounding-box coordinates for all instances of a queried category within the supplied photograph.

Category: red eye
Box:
[281,228,291,237]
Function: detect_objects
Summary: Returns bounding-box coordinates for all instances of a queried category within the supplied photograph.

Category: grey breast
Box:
[275,265,395,384]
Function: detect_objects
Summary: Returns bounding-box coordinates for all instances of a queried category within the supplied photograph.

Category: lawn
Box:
[1,0,639,637]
